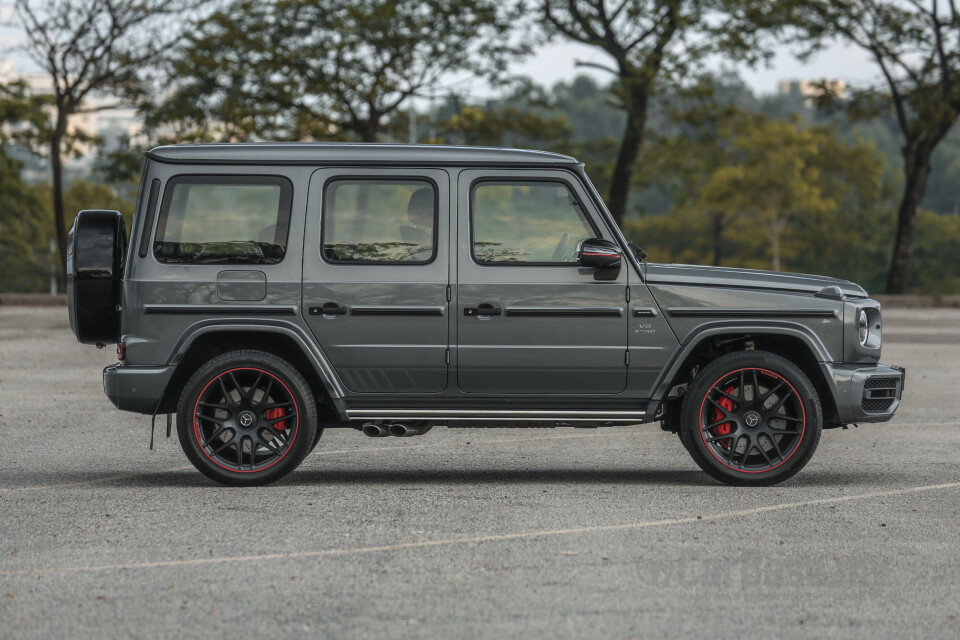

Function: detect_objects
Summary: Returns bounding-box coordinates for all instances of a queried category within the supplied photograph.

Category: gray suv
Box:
[66,143,905,486]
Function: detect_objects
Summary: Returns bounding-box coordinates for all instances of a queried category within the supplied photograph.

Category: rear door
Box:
[302,168,450,394]
[455,169,628,395]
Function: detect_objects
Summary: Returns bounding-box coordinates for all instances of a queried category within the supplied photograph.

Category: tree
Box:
[643,76,751,265]
[147,0,530,143]
[435,81,573,147]
[791,0,960,292]
[0,82,51,292]
[14,0,208,284]
[540,1,767,227]
[692,114,882,271]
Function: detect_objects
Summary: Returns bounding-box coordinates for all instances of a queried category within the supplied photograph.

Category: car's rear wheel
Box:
[177,350,318,486]
[679,351,822,486]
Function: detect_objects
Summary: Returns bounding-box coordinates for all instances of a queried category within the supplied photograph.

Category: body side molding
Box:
[504,306,623,317]
[667,307,838,319]
[144,304,297,316]
[350,306,444,316]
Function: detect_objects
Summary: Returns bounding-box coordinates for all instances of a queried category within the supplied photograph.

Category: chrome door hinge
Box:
[625,350,630,366]
[625,286,631,303]
[446,285,451,302]
[445,348,450,365]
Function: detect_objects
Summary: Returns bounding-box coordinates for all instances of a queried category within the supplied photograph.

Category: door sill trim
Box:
[345,409,646,422]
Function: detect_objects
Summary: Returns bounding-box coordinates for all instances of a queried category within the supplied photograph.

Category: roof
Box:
[145,142,579,167]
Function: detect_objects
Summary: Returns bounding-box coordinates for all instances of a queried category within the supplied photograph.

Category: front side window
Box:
[472,180,596,264]
[154,176,292,264]
[322,179,437,264]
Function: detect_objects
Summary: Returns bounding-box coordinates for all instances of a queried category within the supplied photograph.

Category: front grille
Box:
[862,398,895,412]
[865,377,898,390]
[862,376,899,413]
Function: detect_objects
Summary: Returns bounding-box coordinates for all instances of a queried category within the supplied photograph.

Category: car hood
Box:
[644,263,868,298]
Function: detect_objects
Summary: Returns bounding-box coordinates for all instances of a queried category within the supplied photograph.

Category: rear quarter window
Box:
[153,175,293,264]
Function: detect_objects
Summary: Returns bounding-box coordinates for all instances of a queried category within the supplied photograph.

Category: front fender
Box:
[648,320,835,409]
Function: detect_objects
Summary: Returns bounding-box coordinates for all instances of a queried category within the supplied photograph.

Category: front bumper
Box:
[821,362,905,424]
[103,364,175,415]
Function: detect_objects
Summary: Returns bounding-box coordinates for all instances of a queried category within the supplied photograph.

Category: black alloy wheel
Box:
[679,351,822,486]
[177,351,318,486]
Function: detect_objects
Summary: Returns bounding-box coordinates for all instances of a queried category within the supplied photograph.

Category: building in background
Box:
[1,57,142,183]
[777,79,847,108]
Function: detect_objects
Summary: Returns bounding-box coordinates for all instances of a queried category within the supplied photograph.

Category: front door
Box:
[302,168,450,394]
[456,169,628,395]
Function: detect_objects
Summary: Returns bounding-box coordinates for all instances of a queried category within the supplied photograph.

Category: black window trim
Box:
[152,174,294,265]
[319,174,440,267]
[469,176,601,267]
[138,178,161,259]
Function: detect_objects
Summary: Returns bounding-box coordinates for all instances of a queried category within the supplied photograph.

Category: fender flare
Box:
[648,320,835,411]
[163,318,346,400]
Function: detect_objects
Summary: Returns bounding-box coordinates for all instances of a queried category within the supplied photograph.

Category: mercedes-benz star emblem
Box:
[745,413,760,427]
[239,412,255,427]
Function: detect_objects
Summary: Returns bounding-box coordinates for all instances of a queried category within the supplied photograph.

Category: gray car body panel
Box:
[645,263,868,298]
[100,143,902,427]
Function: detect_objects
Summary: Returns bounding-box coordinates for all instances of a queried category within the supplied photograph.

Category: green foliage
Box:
[627,110,888,282]
[0,150,50,292]
[0,82,53,292]
[147,0,530,143]
[787,0,960,292]
[909,211,960,294]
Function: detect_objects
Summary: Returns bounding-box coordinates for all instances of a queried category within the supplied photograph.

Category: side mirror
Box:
[579,238,622,269]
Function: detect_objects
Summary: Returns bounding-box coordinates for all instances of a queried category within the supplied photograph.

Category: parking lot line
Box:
[3,480,958,577]
[0,431,613,493]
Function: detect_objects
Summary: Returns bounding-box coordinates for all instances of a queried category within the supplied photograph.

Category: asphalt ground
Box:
[0,306,958,639]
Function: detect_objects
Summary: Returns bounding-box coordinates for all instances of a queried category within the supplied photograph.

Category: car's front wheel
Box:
[177,350,318,486]
[679,351,822,486]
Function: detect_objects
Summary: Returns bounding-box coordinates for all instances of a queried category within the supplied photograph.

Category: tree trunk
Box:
[50,124,67,289]
[886,142,933,294]
[359,118,378,143]
[770,232,780,272]
[766,212,782,272]
[607,94,648,228]
[710,211,723,266]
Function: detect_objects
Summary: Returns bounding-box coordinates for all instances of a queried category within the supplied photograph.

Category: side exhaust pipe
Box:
[362,423,390,437]
[387,423,433,437]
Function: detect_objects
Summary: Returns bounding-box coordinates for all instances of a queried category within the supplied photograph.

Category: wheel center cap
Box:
[743,411,762,429]
[238,410,257,429]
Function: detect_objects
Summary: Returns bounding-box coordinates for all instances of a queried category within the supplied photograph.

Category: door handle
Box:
[309,302,347,316]
[464,303,501,317]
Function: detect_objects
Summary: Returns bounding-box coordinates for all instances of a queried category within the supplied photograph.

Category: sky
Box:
[514,40,880,96]
[0,4,882,99]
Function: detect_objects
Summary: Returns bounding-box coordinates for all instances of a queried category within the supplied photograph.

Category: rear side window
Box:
[471,181,596,264]
[153,175,292,264]
[322,179,436,264]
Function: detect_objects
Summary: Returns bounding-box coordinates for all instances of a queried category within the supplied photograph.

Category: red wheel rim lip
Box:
[697,367,806,474]
[193,366,300,474]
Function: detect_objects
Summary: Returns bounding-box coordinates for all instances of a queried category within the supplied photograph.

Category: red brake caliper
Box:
[265,407,286,433]
[711,385,735,449]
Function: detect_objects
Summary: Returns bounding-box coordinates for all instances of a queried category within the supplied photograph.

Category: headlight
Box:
[858,309,869,347]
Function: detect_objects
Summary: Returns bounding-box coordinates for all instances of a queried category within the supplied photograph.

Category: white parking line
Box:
[2,480,958,577]
[0,432,613,493]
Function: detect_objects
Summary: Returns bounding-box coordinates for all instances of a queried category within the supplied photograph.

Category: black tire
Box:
[679,351,822,486]
[311,424,325,451]
[177,350,318,486]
